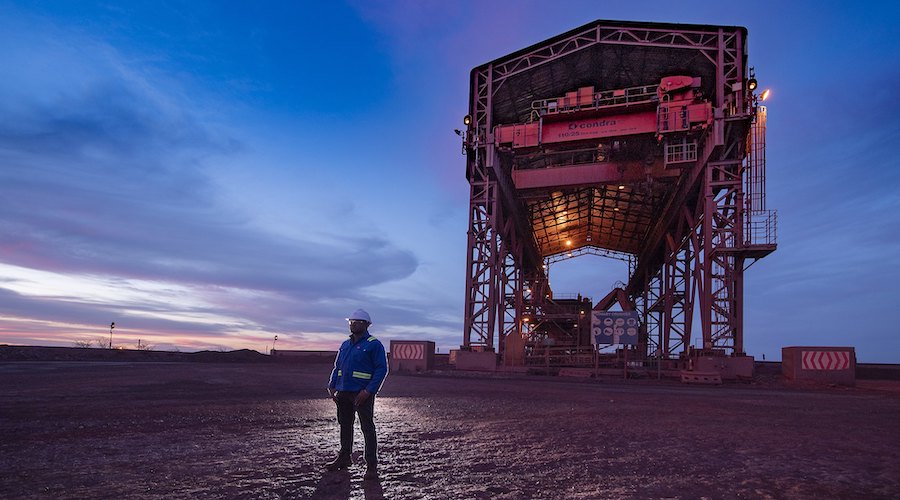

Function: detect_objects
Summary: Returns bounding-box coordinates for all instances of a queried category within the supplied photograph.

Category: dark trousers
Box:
[335,391,377,465]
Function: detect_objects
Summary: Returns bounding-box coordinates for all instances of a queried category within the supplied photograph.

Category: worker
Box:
[325,309,388,480]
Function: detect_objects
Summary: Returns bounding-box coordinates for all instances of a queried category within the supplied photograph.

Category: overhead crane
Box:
[459,20,776,374]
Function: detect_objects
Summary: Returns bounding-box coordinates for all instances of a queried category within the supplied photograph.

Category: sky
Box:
[1,0,898,362]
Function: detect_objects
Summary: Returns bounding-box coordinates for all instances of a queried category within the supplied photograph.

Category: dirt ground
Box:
[1,362,899,499]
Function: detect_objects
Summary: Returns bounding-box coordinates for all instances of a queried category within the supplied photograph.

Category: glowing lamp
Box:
[760,89,771,101]
[463,115,472,126]
[747,78,758,91]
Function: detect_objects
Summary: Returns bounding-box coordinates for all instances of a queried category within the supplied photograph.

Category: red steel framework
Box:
[461,20,776,363]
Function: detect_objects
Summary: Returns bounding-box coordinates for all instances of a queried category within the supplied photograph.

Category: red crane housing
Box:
[495,75,711,149]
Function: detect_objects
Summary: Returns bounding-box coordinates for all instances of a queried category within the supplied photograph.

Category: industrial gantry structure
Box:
[460,20,776,370]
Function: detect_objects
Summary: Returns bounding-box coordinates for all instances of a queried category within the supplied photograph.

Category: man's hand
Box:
[353,389,371,407]
[328,387,337,401]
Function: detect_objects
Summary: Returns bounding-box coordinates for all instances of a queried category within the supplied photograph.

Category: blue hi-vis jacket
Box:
[329,332,388,394]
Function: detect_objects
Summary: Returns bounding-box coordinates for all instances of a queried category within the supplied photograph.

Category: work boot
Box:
[324,455,352,471]
[363,465,378,480]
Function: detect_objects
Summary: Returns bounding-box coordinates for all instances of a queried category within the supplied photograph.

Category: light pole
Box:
[109,322,115,349]
[272,335,278,355]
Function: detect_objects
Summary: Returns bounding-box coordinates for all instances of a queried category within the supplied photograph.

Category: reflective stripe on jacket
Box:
[328,332,388,394]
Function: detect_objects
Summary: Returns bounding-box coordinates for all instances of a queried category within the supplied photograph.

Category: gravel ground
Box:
[1,361,899,499]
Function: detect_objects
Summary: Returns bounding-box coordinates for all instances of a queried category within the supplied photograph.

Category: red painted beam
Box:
[541,112,658,144]
[511,161,677,190]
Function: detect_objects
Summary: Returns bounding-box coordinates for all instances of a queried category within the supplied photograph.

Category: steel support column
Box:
[499,216,524,358]
[462,174,499,350]
[463,63,497,350]
[698,161,746,353]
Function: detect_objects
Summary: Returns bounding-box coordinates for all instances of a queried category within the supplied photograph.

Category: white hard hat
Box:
[347,309,372,323]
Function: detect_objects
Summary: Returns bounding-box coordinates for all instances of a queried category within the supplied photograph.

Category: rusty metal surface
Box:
[2,362,899,499]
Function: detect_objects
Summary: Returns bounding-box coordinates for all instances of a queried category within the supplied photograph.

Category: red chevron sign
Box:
[801,350,851,370]
[392,343,424,360]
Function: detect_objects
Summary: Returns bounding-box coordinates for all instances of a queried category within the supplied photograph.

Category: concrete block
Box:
[454,350,497,371]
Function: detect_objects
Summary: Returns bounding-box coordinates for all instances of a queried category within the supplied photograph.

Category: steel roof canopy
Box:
[469,19,748,127]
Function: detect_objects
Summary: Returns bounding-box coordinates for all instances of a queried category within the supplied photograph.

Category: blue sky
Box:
[1,1,898,361]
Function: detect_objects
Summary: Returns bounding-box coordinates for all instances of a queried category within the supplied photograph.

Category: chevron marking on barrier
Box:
[393,343,425,360]
[801,351,850,370]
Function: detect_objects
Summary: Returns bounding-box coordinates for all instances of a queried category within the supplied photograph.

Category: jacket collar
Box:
[349,331,370,344]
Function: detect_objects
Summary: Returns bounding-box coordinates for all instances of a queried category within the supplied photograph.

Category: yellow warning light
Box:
[760,89,771,101]
[463,115,472,126]
[565,239,572,246]
[748,78,758,91]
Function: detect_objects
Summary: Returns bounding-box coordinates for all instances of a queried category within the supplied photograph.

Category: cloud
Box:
[0,9,420,349]
[0,10,418,288]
